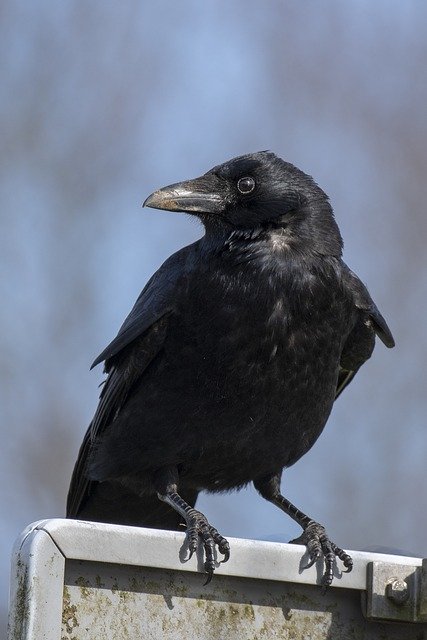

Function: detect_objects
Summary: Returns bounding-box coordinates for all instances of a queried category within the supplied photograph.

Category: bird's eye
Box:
[237,176,255,194]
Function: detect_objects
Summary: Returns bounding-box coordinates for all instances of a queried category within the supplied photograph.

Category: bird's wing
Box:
[67,243,196,518]
[335,264,395,400]
[91,243,196,368]
[66,323,167,518]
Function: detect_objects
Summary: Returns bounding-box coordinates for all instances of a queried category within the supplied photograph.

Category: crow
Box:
[67,151,394,587]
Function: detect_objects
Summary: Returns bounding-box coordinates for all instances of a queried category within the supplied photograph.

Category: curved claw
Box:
[220,548,230,563]
[330,542,353,572]
[301,552,320,570]
[187,537,198,561]
[203,570,214,586]
[292,521,353,588]
[343,561,353,573]
[339,552,353,572]
[216,537,231,564]
[184,511,230,585]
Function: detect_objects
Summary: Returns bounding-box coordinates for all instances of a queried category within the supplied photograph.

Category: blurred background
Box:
[1,0,426,632]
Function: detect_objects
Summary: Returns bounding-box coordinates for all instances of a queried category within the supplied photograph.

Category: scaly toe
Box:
[209,525,231,563]
[185,510,230,583]
[291,521,353,587]
[330,542,353,572]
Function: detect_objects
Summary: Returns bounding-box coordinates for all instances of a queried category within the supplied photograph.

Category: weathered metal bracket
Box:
[8,520,427,638]
[364,560,427,623]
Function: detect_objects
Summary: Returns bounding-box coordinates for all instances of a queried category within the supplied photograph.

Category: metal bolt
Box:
[385,578,409,605]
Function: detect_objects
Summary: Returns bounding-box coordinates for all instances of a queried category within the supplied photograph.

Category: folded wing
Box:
[335,264,395,400]
[66,244,196,518]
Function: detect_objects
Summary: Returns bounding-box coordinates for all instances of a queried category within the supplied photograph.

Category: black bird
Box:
[67,152,394,587]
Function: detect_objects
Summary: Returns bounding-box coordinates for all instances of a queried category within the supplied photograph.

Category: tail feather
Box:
[69,479,199,531]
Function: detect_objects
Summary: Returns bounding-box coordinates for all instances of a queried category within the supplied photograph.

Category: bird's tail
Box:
[69,479,199,531]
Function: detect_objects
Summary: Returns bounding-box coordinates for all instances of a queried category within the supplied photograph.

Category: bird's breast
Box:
[169,258,350,404]
[118,256,354,489]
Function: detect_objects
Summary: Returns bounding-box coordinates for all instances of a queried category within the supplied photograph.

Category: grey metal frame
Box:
[7,519,427,639]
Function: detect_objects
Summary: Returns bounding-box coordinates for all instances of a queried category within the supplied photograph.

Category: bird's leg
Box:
[254,473,352,588]
[155,467,230,584]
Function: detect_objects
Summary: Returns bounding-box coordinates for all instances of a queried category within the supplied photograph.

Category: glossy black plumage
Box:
[67,152,394,585]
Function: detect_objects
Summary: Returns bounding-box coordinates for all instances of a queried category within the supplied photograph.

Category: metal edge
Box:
[37,518,422,591]
[8,525,65,640]
[418,558,427,621]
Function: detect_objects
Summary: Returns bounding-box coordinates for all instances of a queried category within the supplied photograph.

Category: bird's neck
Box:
[202,200,343,259]
[295,199,343,257]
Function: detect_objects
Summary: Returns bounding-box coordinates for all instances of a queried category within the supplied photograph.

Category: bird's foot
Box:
[186,509,230,584]
[289,521,353,588]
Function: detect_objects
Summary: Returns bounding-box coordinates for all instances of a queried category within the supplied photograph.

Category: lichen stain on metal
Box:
[75,576,91,599]
[190,598,286,638]
[9,559,30,640]
[62,585,78,636]
[62,565,287,639]
[94,575,104,589]
[61,570,144,640]
[59,561,425,640]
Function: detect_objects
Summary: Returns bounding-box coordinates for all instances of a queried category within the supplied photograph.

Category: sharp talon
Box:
[203,571,213,586]
[302,554,318,570]
[295,521,353,588]
[182,510,229,585]
[221,549,230,563]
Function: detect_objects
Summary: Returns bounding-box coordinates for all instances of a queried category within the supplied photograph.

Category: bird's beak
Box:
[143,174,225,215]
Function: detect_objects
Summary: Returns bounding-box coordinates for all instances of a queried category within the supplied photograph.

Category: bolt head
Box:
[385,578,409,605]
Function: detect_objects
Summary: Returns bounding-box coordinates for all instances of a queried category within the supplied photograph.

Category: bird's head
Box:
[144,152,343,256]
